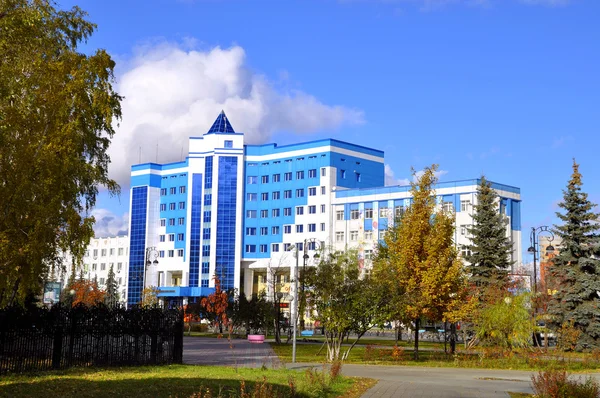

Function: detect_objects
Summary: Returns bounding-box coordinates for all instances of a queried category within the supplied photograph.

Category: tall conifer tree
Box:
[104,264,119,307]
[465,176,514,287]
[547,160,600,351]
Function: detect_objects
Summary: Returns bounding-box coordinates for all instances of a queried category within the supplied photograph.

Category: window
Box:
[109,248,115,256]
[204,194,212,205]
[179,202,185,209]
[321,186,326,195]
[101,249,107,257]
[308,205,316,214]
[284,172,292,181]
[92,263,97,271]
[246,210,257,218]
[160,219,166,227]
[100,263,106,271]
[201,280,209,288]
[284,243,292,251]
[460,225,468,236]
[296,224,304,233]
[160,188,167,196]
[261,210,268,218]
[247,176,258,184]
[461,200,471,212]
[296,206,304,215]
[261,175,269,184]
[100,278,105,285]
[169,218,175,226]
[202,245,210,256]
[395,206,405,217]
[224,140,233,148]
[180,186,186,194]
[247,193,257,201]
[170,187,176,195]
[350,230,358,241]
[365,249,373,260]
[246,227,257,236]
[160,203,167,211]
[356,173,361,182]
[272,208,280,217]
[296,171,304,180]
[93,249,98,258]
[296,188,304,198]
[272,191,280,200]
[259,228,267,237]
[245,245,257,253]
[272,174,281,182]
[202,262,210,273]
[177,233,184,241]
[443,201,454,213]
[117,262,122,271]
[169,234,175,242]
[308,223,316,232]
[309,187,317,196]
[365,230,373,240]
[335,232,344,242]
[351,209,359,220]
[178,249,184,257]
[379,207,388,218]
[321,167,326,176]
[379,231,387,240]
[159,251,165,258]
[284,207,292,216]
[272,226,280,235]
[320,223,326,231]
[203,211,211,222]
[169,203,176,210]
[118,248,124,256]
[202,228,210,239]
[178,217,184,225]
[260,244,268,253]
[365,208,373,219]
[336,210,344,221]
[309,169,317,178]
[284,225,292,234]
[296,242,304,251]
[284,190,292,199]
[340,170,346,179]
[320,204,326,213]
[272,243,280,252]
[168,250,174,258]
[160,235,165,242]
[260,192,268,201]
[460,246,472,257]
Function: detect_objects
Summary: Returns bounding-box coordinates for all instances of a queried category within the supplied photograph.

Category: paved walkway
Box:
[183,337,600,398]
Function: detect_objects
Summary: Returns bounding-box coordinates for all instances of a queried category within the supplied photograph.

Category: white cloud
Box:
[108,42,364,185]
[414,168,449,181]
[91,209,129,238]
[385,164,411,186]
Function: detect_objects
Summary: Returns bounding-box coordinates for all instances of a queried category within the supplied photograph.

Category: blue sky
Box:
[65,0,600,267]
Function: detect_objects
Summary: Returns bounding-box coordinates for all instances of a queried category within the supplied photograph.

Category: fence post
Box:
[52,325,63,370]
[173,309,184,364]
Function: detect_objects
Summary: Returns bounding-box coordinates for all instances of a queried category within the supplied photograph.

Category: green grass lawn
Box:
[0,365,376,398]
[271,342,600,372]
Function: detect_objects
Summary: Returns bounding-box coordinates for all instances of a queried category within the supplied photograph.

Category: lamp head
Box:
[153,259,159,264]
[546,245,555,253]
[527,246,535,253]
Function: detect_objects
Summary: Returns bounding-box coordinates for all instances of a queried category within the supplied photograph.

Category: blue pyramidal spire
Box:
[207,110,235,134]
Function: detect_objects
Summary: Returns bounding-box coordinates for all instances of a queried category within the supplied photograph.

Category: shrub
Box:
[363,344,375,361]
[391,345,404,361]
[531,369,600,398]
[329,360,343,380]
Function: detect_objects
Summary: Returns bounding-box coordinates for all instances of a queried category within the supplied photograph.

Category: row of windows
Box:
[339,170,361,182]
[247,186,327,201]
[159,233,185,242]
[247,155,326,168]
[246,222,325,236]
[335,206,405,221]
[94,276,126,286]
[246,168,327,185]
[90,262,125,271]
[246,204,326,219]
[246,240,324,254]
[160,202,186,211]
[86,248,126,257]
[160,217,185,226]
[161,174,187,180]
[158,249,184,258]
[335,230,383,242]
[160,186,186,196]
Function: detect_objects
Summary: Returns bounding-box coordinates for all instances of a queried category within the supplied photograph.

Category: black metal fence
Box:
[0,304,184,373]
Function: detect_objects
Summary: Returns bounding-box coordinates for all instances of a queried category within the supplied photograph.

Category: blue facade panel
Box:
[216,156,238,290]
[511,200,521,231]
[329,152,384,189]
[189,174,202,287]
[160,173,188,250]
[127,186,148,307]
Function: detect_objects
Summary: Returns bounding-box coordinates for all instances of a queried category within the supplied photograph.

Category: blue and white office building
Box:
[127,111,522,307]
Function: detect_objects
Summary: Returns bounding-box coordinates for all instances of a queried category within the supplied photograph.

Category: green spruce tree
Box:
[547,160,600,351]
[464,176,514,287]
[104,264,119,307]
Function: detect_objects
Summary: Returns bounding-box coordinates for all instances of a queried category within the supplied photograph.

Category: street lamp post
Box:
[527,226,555,294]
[299,238,322,331]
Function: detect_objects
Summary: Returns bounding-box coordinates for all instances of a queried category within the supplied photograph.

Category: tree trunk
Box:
[342,331,366,360]
[414,318,420,361]
[8,277,20,307]
[450,323,456,355]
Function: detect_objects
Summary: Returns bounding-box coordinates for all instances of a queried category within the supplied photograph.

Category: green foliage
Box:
[475,292,533,349]
[547,160,600,351]
[372,165,470,359]
[465,176,514,287]
[104,264,119,307]
[0,0,122,306]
